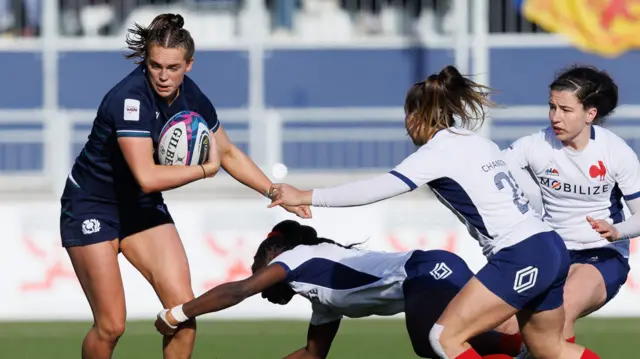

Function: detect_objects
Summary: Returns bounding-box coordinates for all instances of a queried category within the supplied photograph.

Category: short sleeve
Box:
[612,139,640,201]
[503,135,535,169]
[199,92,220,133]
[268,245,313,281]
[111,94,153,138]
[310,302,343,326]
[389,145,439,190]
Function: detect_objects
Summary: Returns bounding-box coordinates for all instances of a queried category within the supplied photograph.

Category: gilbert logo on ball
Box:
[158,111,210,166]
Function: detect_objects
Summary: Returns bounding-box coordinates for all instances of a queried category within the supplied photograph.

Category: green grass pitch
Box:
[0,318,637,358]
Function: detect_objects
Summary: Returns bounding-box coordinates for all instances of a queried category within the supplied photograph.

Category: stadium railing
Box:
[1,0,639,199]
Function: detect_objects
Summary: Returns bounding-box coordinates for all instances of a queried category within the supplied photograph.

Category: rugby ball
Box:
[157,111,210,166]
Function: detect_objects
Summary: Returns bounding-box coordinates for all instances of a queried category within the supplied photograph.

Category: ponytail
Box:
[270,220,360,249]
[125,13,195,64]
[404,65,498,146]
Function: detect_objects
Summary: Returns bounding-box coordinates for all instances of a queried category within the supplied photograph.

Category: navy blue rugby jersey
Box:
[70,64,220,204]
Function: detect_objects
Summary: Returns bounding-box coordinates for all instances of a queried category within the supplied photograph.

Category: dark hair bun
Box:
[272,220,302,239]
[149,13,184,31]
[271,220,318,245]
[170,14,184,29]
[297,226,318,244]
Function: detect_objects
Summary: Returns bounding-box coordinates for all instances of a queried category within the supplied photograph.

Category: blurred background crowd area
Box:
[3,0,637,199]
[1,0,543,39]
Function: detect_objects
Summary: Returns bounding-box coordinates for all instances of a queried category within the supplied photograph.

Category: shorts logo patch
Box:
[81,219,101,235]
[156,204,167,214]
[513,266,538,293]
[430,262,453,280]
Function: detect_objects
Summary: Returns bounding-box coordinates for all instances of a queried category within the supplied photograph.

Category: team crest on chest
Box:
[589,160,607,181]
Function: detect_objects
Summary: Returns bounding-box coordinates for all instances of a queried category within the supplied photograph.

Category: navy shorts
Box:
[569,248,630,303]
[402,249,474,315]
[60,179,174,248]
[402,250,475,358]
[476,231,570,312]
[403,249,474,293]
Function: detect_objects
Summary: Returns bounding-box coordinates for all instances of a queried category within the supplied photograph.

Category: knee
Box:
[160,284,195,309]
[562,290,591,328]
[494,315,519,335]
[563,265,607,312]
[562,312,578,332]
[95,319,126,343]
[158,290,195,316]
[428,323,449,358]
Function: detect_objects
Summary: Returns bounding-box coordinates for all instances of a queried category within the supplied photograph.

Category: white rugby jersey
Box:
[270,243,415,325]
[389,128,551,257]
[504,125,640,256]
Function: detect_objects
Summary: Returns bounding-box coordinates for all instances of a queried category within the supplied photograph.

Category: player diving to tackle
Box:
[155,220,524,358]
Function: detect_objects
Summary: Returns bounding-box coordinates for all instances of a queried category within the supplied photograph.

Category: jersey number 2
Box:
[494,171,529,214]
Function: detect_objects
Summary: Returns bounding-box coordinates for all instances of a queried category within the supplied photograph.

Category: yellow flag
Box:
[523,0,640,57]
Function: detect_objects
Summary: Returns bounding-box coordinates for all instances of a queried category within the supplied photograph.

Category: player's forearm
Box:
[181,281,250,318]
[221,144,272,197]
[614,198,640,239]
[311,173,411,207]
[138,165,208,193]
[284,348,324,359]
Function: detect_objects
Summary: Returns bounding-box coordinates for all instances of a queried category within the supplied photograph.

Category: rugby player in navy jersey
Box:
[59,13,310,359]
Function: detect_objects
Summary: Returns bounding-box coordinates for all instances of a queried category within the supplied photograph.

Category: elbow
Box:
[136,173,162,194]
[139,181,160,194]
[219,143,238,168]
[140,186,156,195]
